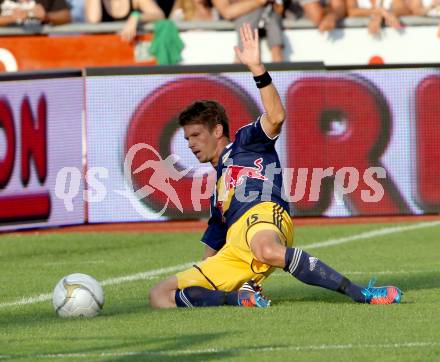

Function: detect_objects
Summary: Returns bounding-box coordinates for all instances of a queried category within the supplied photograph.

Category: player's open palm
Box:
[235,23,261,68]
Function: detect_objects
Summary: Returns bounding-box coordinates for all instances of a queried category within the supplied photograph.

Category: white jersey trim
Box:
[259,113,280,141]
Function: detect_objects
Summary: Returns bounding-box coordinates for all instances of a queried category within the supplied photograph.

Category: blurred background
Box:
[0,0,439,232]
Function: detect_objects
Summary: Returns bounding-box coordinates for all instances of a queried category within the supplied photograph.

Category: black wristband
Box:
[253,71,272,89]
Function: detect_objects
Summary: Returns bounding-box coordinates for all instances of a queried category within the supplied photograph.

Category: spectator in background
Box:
[157,0,175,18]
[171,0,218,21]
[0,0,71,25]
[85,0,165,41]
[211,0,267,20]
[346,0,410,35]
[294,0,346,32]
[407,0,440,37]
[212,0,285,62]
[408,0,440,16]
[67,0,84,22]
[67,0,85,23]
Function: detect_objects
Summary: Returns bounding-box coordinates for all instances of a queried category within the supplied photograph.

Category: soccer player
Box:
[149,23,402,308]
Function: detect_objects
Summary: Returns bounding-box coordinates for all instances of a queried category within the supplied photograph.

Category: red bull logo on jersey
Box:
[224,158,268,191]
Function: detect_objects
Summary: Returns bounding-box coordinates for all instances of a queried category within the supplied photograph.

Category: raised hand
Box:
[234,23,262,70]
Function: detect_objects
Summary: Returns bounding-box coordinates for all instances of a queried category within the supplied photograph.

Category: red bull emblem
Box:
[224,158,268,190]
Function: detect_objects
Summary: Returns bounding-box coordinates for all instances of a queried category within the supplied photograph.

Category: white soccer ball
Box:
[52,273,104,318]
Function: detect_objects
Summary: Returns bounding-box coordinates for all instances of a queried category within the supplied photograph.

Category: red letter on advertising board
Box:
[125,77,259,218]
[415,75,440,212]
[21,95,47,186]
[286,76,409,216]
[0,95,50,223]
[0,98,15,188]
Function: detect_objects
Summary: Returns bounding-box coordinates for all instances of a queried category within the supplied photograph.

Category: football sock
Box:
[175,287,238,307]
[284,248,365,302]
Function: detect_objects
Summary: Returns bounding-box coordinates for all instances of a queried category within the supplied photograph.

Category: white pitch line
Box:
[43,260,105,266]
[0,263,194,309]
[99,263,194,286]
[271,269,438,277]
[0,293,54,309]
[0,341,438,359]
[341,270,437,276]
[1,221,439,310]
[305,221,440,250]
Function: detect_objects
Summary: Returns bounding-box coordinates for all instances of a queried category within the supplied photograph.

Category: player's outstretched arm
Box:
[234,23,285,139]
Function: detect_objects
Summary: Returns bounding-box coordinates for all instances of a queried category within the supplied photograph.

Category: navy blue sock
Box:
[175,287,238,307]
[284,248,365,302]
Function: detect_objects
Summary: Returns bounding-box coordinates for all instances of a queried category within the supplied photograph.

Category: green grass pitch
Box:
[1,221,439,361]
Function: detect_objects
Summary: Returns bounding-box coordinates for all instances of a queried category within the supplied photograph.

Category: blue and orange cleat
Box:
[361,277,402,304]
[237,281,271,308]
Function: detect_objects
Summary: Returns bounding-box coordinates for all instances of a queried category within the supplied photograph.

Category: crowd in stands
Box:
[1,0,439,60]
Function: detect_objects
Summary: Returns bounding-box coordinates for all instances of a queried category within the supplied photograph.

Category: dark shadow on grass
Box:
[265,270,440,305]
[103,342,289,362]
[105,349,230,362]
[4,333,234,362]
[1,298,150,329]
[3,271,438,331]
[102,302,150,316]
[382,270,440,292]
[269,284,349,304]
[0,307,58,329]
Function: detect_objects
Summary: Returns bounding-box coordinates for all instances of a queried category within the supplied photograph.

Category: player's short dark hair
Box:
[178,100,230,139]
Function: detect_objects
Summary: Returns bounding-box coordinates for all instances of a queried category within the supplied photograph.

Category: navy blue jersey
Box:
[201,116,289,251]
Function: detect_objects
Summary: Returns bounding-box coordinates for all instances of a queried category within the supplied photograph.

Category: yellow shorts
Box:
[176,202,294,292]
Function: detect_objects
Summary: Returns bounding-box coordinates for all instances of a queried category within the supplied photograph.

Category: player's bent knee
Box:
[257,244,278,264]
[251,231,286,267]
[148,286,161,309]
[149,285,173,309]
[149,278,178,309]
[252,240,275,263]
